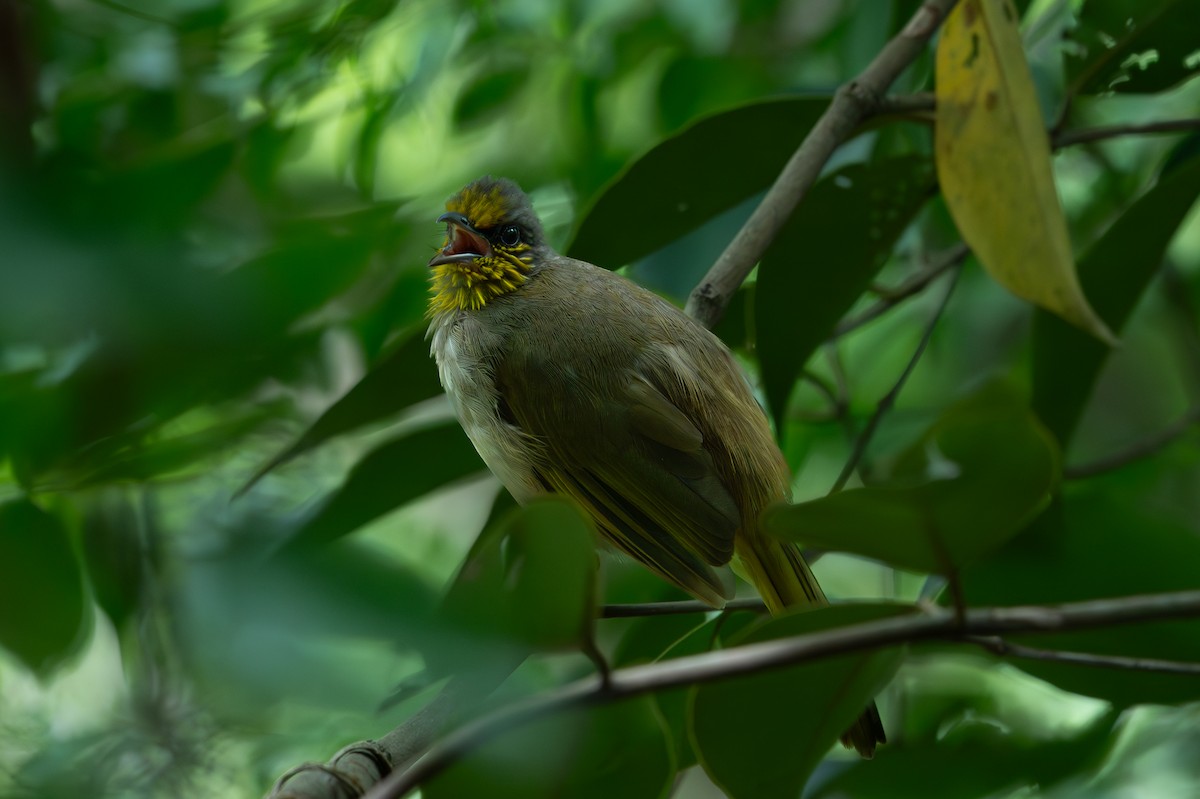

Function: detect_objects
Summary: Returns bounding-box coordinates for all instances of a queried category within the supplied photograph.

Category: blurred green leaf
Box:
[1066,0,1200,95]
[767,384,1058,574]
[811,706,1118,799]
[755,156,933,432]
[454,65,531,128]
[243,328,442,491]
[567,96,832,268]
[0,499,89,673]
[505,497,599,652]
[435,497,597,662]
[1033,150,1200,447]
[80,493,144,630]
[691,603,910,799]
[425,698,674,799]
[284,421,484,549]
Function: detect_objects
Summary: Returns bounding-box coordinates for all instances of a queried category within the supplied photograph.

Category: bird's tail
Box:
[735,534,886,758]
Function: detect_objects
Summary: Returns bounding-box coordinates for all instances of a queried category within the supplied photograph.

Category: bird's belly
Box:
[432,323,544,503]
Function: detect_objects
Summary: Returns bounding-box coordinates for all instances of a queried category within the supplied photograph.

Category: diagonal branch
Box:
[684,0,962,329]
[829,263,961,493]
[361,590,1200,799]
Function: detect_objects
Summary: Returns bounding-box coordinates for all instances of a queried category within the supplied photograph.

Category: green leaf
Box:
[0,500,89,673]
[1033,150,1200,447]
[242,328,442,491]
[283,421,484,549]
[504,497,599,652]
[425,698,674,799]
[567,96,832,268]
[960,466,1200,706]
[756,157,933,432]
[1066,0,1200,95]
[614,614,718,769]
[811,707,1118,799]
[766,383,1059,574]
[80,494,144,630]
[691,603,910,799]
[430,497,599,687]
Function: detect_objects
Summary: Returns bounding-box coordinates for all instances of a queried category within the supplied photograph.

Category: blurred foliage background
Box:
[1,0,1198,796]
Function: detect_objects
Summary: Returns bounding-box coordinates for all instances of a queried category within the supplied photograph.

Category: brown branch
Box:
[1053,118,1200,149]
[360,590,1200,799]
[267,689,457,799]
[684,0,961,329]
[1064,406,1200,480]
[830,263,961,493]
[832,243,970,339]
[968,636,1200,675]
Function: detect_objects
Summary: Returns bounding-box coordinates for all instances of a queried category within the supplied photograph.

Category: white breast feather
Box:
[433,324,544,503]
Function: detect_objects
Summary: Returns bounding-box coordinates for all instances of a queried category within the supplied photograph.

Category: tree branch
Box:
[1063,406,1200,480]
[1053,118,1200,149]
[830,263,961,493]
[684,0,961,328]
[832,243,970,339]
[361,590,1200,799]
[968,635,1200,675]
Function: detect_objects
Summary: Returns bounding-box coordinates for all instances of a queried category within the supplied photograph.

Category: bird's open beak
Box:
[429,212,491,267]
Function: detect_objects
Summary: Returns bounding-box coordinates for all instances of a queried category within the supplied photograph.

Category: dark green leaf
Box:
[1066,0,1200,95]
[0,500,89,673]
[567,96,832,268]
[615,614,717,769]
[960,464,1200,705]
[425,698,674,799]
[80,494,144,630]
[284,421,484,549]
[242,328,442,491]
[454,65,531,128]
[756,156,933,432]
[766,383,1058,574]
[1033,151,1200,447]
[691,603,910,799]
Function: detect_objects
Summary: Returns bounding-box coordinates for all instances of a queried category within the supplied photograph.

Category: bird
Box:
[425,175,884,757]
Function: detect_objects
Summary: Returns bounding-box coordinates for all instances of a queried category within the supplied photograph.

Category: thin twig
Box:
[830,265,961,494]
[1064,407,1200,479]
[968,636,1200,675]
[684,0,961,329]
[601,598,767,618]
[362,590,1200,799]
[832,243,970,339]
[1053,118,1200,149]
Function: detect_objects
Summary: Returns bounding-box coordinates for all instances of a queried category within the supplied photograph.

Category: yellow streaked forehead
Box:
[445,184,514,230]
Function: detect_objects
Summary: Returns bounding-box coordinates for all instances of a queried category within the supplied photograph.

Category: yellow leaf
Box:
[935,0,1116,345]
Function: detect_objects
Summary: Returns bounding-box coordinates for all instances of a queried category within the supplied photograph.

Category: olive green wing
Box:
[497,366,740,607]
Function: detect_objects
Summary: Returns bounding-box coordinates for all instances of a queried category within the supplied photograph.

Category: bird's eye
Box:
[499,225,521,247]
